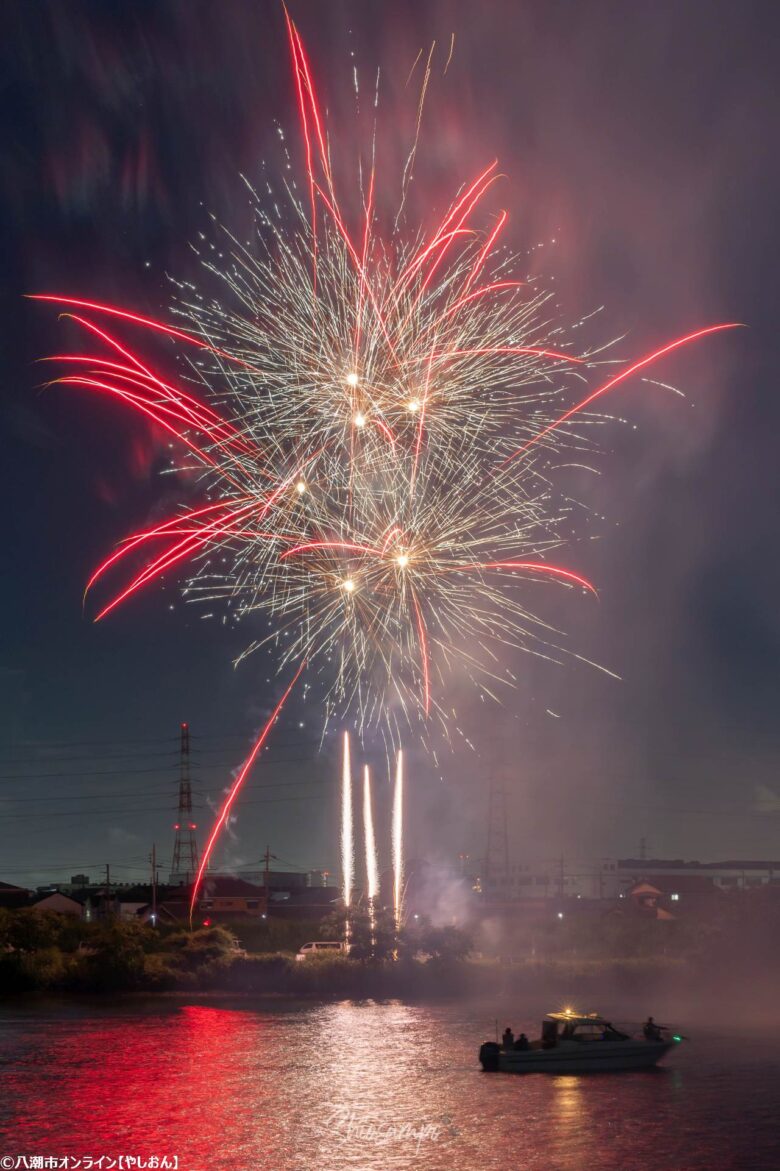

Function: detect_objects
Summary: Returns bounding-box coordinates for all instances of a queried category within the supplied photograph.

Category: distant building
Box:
[617,858,780,896]
[482,859,620,901]
[160,876,341,923]
[480,857,780,903]
[232,870,308,890]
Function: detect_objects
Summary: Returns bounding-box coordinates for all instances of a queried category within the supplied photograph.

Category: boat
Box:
[479,1009,684,1073]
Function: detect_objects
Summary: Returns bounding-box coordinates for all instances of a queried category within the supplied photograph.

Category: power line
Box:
[0,791,331,822]
[0,730,331,754]
[0,740,328,764]
[0,749,334,783]
[0,749,181,766]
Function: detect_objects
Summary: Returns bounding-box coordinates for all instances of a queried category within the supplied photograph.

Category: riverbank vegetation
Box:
[0,898,775,1005]
[0,906,473,996]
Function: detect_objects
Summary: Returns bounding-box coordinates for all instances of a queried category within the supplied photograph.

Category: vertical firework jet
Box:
[392,750,404,930]
[341,732,354,916]
[363,765,379,905]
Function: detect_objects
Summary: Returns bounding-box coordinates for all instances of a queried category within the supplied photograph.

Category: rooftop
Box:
[620,858,780,871]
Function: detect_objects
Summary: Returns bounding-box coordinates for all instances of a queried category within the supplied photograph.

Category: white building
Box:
[482,857,779,901]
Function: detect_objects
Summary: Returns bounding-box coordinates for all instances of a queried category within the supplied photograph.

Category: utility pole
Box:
[104,863,111,918]
[150,843,158,924]
[263,845,276,916]
[558,855,565,900]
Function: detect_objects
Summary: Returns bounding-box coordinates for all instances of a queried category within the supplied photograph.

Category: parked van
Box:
[295,941,348,962]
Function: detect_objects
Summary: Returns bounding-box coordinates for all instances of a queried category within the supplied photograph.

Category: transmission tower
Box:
[170,722,199,884]
[484,777,510,890]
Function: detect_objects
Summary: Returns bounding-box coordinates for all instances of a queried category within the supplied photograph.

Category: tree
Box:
[321,904,397,961]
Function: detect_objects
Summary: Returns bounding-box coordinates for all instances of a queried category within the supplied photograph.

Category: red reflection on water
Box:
[4,1004,277,1167]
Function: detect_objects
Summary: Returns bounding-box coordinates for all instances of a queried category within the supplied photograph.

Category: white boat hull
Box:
[480,1039,673,1074]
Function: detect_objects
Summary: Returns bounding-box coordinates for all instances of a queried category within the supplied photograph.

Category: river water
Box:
[1,998,778,1170]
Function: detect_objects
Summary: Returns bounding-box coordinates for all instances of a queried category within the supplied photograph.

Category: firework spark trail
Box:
[34,16,741,887]
[341,732,354,915]
[392,750,404,930]
[502,323,743,464]
[188,659,306,922]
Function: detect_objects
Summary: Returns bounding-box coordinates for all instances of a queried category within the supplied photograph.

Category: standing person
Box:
[502,1025,515,1050]
[643,1017,662,1041]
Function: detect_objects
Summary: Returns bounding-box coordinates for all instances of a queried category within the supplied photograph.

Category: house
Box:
[268,885,342,920]
[158,876,342,923]
[31,892,84,917]
[626,874,722,919]
[0,882,32,910]
[159,876,269,923]
[132,903,179,925]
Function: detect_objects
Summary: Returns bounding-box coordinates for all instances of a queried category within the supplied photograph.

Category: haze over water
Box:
[2,998,778,1171]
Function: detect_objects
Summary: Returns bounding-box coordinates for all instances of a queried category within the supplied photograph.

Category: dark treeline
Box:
[1,897,777,1012]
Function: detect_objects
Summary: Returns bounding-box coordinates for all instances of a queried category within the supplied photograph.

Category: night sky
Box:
[1,0,778,888]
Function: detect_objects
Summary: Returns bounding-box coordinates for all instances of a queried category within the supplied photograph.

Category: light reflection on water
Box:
[1,999,778,1171]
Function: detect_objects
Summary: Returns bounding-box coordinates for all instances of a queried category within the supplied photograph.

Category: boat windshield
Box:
[572,1024,605,1041]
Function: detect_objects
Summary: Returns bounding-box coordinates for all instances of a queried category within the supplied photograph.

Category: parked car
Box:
[295,941,348,962]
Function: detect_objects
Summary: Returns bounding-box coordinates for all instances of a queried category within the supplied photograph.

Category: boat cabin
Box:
[540,1011,627,1046]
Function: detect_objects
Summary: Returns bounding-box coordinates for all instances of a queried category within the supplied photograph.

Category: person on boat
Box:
[643,1016,663,1041]
[501,1026,515,1049]
[514,1033,530,1051]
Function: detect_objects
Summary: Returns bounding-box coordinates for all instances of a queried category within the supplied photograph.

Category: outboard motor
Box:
[479,1041,501,1071]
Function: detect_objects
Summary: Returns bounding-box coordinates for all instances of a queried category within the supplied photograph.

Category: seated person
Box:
[514,1033,530,1051]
